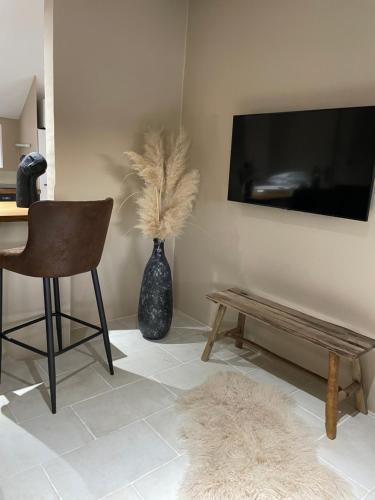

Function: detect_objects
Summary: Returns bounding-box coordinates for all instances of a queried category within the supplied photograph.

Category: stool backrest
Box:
[25,198,113,277]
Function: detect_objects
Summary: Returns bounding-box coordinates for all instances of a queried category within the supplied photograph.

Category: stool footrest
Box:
[2,335,47,357]
[54,329,103,356]
[2,315,46,336]
[59,312,102,331]
[0,311,103,358]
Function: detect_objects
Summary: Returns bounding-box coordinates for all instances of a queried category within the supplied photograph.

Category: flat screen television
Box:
[228,106,375,221]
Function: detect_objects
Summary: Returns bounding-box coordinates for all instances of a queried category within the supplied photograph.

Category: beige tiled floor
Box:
[0,311,374,499]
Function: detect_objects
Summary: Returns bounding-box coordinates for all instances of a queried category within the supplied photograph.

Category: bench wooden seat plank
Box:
[207,288,375,358]
[229,289,373,348]
[202,287,375,440]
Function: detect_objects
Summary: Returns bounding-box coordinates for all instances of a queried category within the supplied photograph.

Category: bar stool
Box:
[0,198,114,413]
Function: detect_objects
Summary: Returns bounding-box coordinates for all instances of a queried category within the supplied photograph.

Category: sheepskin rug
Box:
[177,371,353,500]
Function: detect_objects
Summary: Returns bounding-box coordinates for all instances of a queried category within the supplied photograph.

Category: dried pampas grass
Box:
[124,129,199,240]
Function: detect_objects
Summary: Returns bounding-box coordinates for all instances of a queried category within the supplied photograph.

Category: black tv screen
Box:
[228,106,375,221]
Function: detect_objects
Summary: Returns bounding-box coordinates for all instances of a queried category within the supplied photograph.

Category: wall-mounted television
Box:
[228,106,375,221]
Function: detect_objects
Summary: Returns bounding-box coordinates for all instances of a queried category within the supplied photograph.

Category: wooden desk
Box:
[0,202,28,222]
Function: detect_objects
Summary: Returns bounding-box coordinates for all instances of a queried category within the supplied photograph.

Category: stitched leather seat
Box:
[0,199,113,278]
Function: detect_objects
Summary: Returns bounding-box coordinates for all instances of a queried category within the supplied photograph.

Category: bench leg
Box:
[352,358,367,414]
[201,304,226,362]
[326,352,340,440]
[235,313,246,349]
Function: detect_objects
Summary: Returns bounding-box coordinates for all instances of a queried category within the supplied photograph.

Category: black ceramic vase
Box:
[138,239,173,340]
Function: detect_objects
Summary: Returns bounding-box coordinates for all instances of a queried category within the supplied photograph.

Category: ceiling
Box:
[0,0,44,119]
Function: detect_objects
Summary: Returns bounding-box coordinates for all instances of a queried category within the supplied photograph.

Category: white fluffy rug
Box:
[177,371,353,500]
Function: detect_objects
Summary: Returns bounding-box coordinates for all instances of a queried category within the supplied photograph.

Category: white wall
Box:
[175,0,375,411]
[19,77,38,155]
[0,117,19,171]
[52,0,188,322]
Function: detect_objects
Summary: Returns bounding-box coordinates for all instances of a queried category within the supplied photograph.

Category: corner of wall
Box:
[44,0,55,200]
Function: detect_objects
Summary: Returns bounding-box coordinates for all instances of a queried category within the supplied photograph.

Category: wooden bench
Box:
[201,288,375,439]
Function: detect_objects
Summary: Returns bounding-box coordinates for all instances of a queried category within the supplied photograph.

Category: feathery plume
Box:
[124,129,199,239]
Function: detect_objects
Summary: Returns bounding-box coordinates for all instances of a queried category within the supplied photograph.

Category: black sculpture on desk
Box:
[16,152,47,207]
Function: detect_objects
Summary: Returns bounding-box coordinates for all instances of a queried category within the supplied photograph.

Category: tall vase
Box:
[138,239,173,340]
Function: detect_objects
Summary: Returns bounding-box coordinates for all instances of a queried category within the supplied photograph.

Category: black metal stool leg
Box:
[43,278,56,413]
[91,269,114,375]
[0,269,3,382]
[53,278,63,351]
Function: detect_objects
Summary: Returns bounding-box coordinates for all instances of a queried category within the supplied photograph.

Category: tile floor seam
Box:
[287,388,300,395]
[92,364,118,389]
[4,404,37,426]
[91,371,145,392]
[345,475,370,496]
[107,313,137,324]
[13,405,58,425]
[0,459,60,491]
[95,343,185,377]
[132,483,146,500]
[316,415,350,442]
[315,413,351,440]
[50,418,181,490]
[35,360,51,379]
[90,416,145,442]
[5,401,70,426]
[293,397,355,426]
[226,361,260,376]
[130,453,183,489]
[40,464,63,500]
[150,376,180,398]
[155,343,190,363]
[336,414,351,426]
[294,402,325,422]
[0,464,40,483]
[36,351,98,376]
[173,309,210,329]
[69,404,98,441]
[143,402,177,420]
[50,414,176,461]
[144,357,185,378]
[318,455,370,493]
[3,402,19,424]
[293,407,326,441]
[71,388,178,440]
[142,418,180,457]
[67,385,114,407]
[106,344,166,361]
[99,484,145,500]
[150,358,200,377]
[71,313,136,335]
[91,372,176,396]
[51,440,101,462]
[364,486,375,499]
[10,409,99,459]
[2,378,47,410]
[48,361,97,379]
[12,383,115,425]
[42,418,147,462]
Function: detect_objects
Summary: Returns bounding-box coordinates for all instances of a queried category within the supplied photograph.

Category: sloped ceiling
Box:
[0,0,44,119]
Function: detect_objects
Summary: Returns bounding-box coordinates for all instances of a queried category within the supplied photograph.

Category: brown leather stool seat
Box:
[0,247,25,274]
[0,199,114,414]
